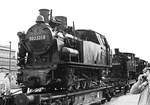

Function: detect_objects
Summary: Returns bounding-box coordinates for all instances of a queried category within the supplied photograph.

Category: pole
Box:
[8,41,11,89]
[9,41,11,72]
[4,41,12,95]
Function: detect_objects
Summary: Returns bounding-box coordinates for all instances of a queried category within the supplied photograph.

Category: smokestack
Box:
[39,9,50,23]
[115,48,119,54]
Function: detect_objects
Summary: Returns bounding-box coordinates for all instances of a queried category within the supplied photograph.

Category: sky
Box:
[0,0,150,61]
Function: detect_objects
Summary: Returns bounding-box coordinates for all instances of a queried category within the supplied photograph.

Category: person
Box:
[130,67,150,105]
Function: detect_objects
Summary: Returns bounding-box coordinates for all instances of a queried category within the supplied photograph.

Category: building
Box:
[0,44,18,90]
[0,44,17,72]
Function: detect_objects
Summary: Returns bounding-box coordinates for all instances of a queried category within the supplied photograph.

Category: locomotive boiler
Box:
[17,9,112,93]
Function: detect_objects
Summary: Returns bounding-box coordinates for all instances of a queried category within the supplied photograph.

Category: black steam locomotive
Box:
[17,9,112,92]
[108,48,148,95]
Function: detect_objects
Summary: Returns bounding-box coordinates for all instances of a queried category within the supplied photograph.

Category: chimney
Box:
[39,9,50,23]
[115,48,119,54]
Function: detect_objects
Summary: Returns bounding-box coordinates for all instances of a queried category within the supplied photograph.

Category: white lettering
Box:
[29,35,46,41]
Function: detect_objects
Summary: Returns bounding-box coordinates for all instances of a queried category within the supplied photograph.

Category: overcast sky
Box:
[0,0,150,61]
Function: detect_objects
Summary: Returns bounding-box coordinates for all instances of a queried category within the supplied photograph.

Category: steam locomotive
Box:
[14,9,113,105]
[108,48,148,95]
[17,9,112,93]
[1,9,149,105]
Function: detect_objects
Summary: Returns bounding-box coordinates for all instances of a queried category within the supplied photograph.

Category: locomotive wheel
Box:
[86,81,90,89]
[111,88,116,97]
[0,97,4,105]
[51,99,62,105]
[22,87,28,93]
[73,82,80,90]
[103,89,112,102]
[80,80,87,89]
[14,94,29,105]
[68,85,74,91]
[123,84,129,95]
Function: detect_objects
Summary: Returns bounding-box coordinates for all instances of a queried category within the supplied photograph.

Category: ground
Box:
[103,93,139,105]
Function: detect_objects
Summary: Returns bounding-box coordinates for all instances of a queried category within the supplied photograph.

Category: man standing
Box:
[130,67,150,105]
